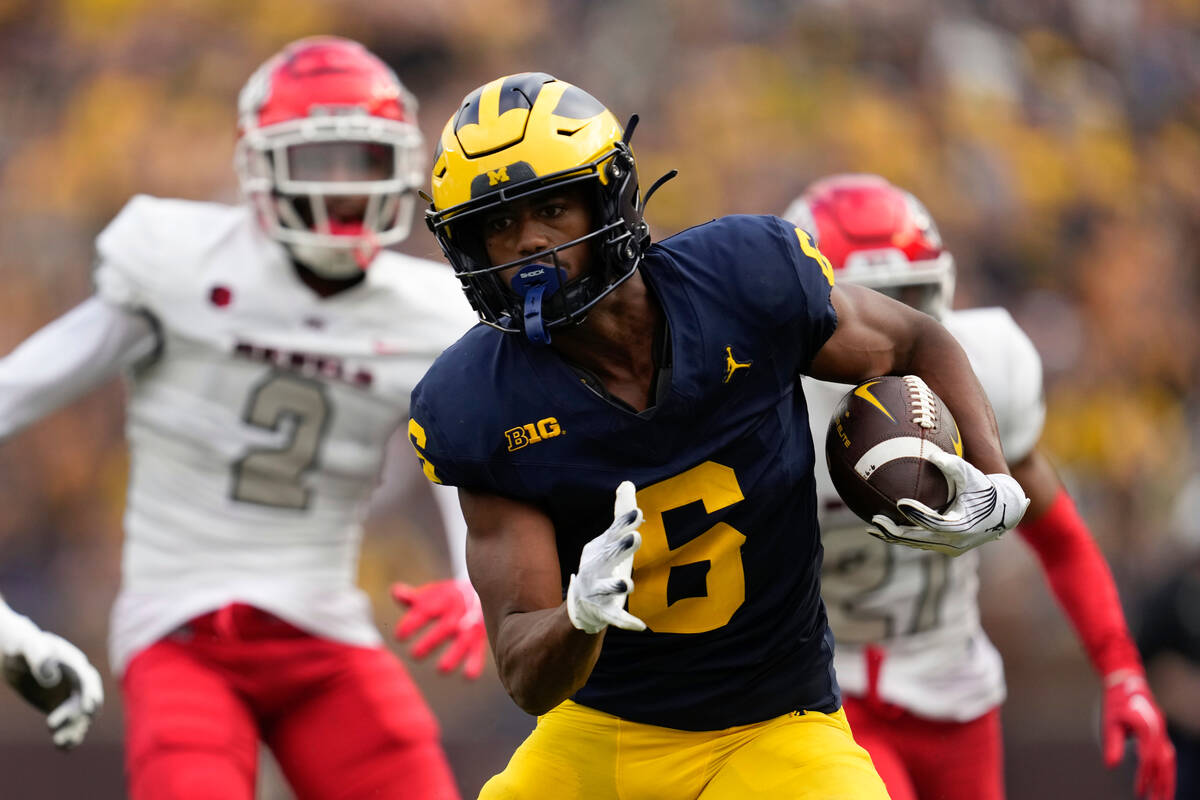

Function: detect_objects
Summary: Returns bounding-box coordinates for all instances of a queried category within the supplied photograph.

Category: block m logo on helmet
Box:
[487,166,510,186]
[468,161,537,199]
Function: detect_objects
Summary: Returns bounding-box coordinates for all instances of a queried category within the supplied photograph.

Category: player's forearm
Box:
[811,287,1007,475]
[898,316,1008,475]
[493,604,605,715]
[461,489,616,713]
[1019,486,1143,676]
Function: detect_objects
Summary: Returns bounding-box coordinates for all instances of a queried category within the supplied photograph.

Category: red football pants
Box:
[842,695,1005,800]
[121,604,459,800]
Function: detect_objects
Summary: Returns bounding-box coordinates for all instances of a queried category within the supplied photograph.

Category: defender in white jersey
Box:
[785,174,1175,800]
[0,38,481,799]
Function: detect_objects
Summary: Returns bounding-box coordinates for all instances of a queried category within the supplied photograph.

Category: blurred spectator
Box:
[1138,472,1200,800]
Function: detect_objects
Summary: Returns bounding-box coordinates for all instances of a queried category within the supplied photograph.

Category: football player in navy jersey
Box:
[407,73,1030,799]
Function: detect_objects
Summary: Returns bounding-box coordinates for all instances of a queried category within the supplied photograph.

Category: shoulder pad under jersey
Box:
[353,250,480,356]
[93,195,248,310]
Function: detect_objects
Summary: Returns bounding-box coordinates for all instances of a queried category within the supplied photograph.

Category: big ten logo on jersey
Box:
[504,417,562,452]
[233,340,374,389]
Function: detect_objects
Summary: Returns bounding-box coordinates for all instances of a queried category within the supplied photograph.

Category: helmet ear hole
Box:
[606,153,632,183]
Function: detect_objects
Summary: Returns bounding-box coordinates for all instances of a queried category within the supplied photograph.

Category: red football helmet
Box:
[235,36,423,277]
[783,174,955,318]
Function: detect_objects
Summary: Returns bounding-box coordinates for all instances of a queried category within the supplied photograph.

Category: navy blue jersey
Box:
[410,215,840,730]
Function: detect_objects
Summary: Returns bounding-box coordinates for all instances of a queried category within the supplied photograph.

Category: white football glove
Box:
[566,481,647,634]
[0,602,104,750]
[867,447,1031,556]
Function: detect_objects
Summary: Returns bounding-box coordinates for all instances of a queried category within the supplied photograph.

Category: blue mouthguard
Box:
[509,264,568,345]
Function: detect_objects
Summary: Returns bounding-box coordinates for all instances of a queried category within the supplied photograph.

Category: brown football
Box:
[825,375,962,525]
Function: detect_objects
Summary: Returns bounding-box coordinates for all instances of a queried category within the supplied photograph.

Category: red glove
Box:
[392,579,487,680]
[1102,670,1176,800]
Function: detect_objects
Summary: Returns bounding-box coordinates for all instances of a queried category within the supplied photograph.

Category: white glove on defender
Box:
[868,448,1031,556]
[0,601,104,750]
[566,481,647,634]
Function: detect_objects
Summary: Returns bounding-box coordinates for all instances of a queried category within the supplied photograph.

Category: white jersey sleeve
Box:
[943,307,1045,463]
[0,297,157,439]
[429,482,468,582]
[371,256,476,583]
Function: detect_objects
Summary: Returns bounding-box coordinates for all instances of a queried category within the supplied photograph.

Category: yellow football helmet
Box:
[426,73,650,338]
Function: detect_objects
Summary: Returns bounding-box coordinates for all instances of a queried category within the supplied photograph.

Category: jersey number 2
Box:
[629,461,747,634]
[232,373,330,509]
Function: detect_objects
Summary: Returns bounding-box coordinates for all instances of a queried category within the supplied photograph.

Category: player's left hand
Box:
[871,448,1030,555]
[391,579,487,680]
[1102,670,1175,800]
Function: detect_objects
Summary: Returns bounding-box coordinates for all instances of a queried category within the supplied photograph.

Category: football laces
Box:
[903,374,938,429]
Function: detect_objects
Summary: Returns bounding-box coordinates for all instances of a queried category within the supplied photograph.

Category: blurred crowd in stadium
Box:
[0,0,1196,797]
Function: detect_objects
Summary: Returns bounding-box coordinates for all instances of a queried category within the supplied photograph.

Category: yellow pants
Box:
[479,700,889,800]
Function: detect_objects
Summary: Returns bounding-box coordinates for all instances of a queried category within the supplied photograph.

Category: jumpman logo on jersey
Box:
[723,346,752,384]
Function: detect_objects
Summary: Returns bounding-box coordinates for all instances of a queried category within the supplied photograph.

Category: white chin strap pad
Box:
[287,243,368,278]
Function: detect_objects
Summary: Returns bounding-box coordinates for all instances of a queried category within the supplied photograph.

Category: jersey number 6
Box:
[629,461,747,634]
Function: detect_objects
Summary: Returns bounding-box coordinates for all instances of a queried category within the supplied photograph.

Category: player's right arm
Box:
[810,283,1009,476]
[0,297,157,439]
[460,483,643,715]
[809,283,1029,550]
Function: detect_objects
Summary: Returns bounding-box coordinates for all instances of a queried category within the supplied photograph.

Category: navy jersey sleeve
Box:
[408,377,493,492]
[766,215,838,371]
[657,215,835,371]
[667,215,838,372]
